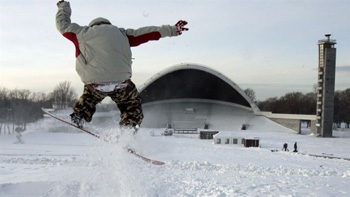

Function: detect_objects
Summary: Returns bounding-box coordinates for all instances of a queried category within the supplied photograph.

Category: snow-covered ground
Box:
[1,118,350,196]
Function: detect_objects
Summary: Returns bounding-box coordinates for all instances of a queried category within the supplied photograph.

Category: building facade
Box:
[139,64,260,130]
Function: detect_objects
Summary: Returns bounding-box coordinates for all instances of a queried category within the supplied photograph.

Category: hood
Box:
[89,17,112,27]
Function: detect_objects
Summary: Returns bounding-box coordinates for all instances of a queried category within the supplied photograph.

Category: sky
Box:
[0,0,349,100]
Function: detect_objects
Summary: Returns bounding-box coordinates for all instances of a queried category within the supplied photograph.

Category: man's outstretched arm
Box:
[124,20,189,47]
[56,1,85,57]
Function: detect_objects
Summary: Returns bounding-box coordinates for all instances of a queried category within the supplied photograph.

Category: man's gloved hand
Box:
[175,20,189,35]
[57,0,69,7]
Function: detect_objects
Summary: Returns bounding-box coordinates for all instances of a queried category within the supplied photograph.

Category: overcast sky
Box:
[1,0,349,100]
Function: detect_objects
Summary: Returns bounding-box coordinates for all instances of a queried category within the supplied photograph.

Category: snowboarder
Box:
[293,142,298,152]
[55,1,188,130]
[282,143,289,151]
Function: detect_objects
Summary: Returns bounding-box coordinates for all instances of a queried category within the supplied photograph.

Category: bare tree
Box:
[244,88,256,102]
[334,88,350,124]
[51,81,77,109]
[0,88,9,108]
[8,89,31,100]
[4,89,32,130]
[30,92,47,102]
[258,91,316,115]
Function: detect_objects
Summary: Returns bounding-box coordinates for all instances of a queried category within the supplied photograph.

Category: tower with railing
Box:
[316,34,337,137]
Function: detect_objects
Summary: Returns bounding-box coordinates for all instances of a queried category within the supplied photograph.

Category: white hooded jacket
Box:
[56,2,178,84]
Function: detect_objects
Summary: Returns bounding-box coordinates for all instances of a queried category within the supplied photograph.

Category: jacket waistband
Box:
[89,79,131,92]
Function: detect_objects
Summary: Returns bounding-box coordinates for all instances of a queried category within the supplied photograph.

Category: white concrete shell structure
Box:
[139,63,266,130]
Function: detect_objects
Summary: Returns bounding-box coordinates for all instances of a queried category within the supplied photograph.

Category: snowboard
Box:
[42,108,100,138]
[41,108,165,165]
[126,147,165,165]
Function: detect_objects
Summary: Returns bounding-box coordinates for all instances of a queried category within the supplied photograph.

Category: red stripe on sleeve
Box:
[127,32,162,47]
[63,32,81,57]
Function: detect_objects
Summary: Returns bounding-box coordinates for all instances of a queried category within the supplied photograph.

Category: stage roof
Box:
[139,64,260,114]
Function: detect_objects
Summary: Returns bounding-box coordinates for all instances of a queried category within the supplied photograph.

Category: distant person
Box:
[332,123,338,131]
[340,122,346,131]
[14,126,25,144]
[55,1,188,131]
[282,143,289,151]
[293,142,298,152]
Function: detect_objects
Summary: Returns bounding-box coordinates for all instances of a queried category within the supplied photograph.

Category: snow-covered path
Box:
[1,125,350,196]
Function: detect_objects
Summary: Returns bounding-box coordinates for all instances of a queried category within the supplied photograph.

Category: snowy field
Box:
[1,118,350,197]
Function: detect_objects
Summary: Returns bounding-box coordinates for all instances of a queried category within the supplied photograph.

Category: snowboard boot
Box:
[70,113,85,129]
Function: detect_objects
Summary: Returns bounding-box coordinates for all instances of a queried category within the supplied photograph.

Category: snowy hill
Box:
[0,118,350,196]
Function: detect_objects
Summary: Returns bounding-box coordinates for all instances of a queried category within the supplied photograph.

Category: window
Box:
[185,108,194,114]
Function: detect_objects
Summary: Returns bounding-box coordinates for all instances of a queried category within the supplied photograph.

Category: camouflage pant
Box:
[73,80,143,127]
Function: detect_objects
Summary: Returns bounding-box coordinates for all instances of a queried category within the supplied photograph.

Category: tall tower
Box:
[316,34,337,137]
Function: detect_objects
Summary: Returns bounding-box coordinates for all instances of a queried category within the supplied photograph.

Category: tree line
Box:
[255,88,350,124]
[1,82,348,132]
[0,81,77,132]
